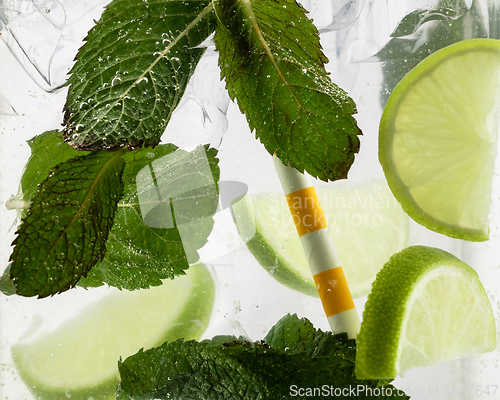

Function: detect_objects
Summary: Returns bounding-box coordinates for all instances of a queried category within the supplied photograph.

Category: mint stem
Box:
[5,199,31,210]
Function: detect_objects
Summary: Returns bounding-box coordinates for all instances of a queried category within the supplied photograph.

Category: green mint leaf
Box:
[63,0,215,150]
[0,264,16,296]
[116,314,408,399]
[213,0,361,182]
[10,150,126,297]
[6,131,89,220]
[264,313,355,360]
[18,131,91,204]
[80,144,220,290]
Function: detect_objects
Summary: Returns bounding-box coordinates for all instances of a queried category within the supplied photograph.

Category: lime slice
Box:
[356,246,496,379]
[12,265,214,400]
[379,38,500,241]
[232,181,409,298]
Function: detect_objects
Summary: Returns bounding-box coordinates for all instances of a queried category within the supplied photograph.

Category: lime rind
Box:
[317,184,409,297]
[12,264,214,400]
[396,265,492,373]
[232,182,409,299]
[356,246,496,379]
[232,193,317,297]
[156,265,215,342]
[379,38,500,242]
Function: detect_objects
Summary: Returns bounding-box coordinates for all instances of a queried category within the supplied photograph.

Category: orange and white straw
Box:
[273,155,360,339]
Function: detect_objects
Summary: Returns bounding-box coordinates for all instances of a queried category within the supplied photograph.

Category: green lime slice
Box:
[12,264,214,400]
[379,38,500,241]
[356,246,496,379]
[232,181,409,298]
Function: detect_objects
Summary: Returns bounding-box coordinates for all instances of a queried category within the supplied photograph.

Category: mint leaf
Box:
[10,150,126,297]
[0,264,16,296]
[18,131,91,204]
[213,0,361,182]
[264,313,354,359]
[116,314,408,399]
[6,131,90,220]
[63,0,215,151]
[80,144,220,290]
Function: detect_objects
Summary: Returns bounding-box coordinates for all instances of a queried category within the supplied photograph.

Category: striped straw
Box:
[273,155,360,339]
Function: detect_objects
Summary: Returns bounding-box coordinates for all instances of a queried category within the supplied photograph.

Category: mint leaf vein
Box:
[10,150,126,297]
[80,144,220,290]
[116,314,409,399]
[214,0,361,181]
[64,0,216,150]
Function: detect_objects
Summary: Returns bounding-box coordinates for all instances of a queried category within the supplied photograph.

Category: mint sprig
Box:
[63,0,360,178]
[116,314,409,399]
[10,132,220,293]
[7,0,361,294]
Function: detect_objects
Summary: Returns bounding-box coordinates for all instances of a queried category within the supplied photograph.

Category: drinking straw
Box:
[273,155,361,339]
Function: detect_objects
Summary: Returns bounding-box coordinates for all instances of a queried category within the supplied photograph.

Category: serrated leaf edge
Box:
[11,148,127,296]
[50,149,126,255]
[217,0,359,180]
[66,2,214,149]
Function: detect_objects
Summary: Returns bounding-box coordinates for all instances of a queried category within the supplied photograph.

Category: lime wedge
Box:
[379,38,500,241]
[356,246,496,379]
[232,181,409,298]
[12,264,214,400]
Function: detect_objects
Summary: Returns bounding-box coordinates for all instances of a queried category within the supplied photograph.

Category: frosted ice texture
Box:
[0,0,108,90]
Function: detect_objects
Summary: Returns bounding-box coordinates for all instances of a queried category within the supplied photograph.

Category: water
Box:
[1,0,500,399]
